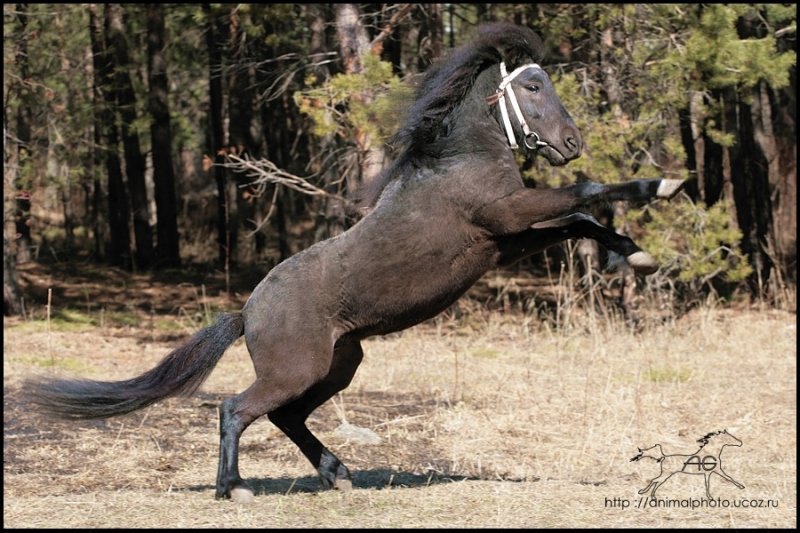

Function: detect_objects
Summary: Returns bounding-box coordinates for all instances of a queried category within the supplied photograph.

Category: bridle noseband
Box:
[495,62,550,151]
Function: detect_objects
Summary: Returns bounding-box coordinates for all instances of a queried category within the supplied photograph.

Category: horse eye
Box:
[527,85,539,93]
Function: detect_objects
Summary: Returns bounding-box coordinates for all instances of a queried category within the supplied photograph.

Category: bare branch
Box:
[221,154,354,237]
[221,154,350,204]
[244,185,280,237]
[775,24,796,38]
[370,3,415,54]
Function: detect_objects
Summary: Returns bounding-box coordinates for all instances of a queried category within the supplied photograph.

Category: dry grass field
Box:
[3,265,796,528]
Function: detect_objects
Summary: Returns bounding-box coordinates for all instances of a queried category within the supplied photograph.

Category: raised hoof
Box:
[333,478,353,492]
[627,251,659,275]
[230,486,255,503]
[656,179,685,200]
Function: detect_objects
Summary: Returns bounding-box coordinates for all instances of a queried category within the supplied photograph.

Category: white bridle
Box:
[496,62,550,150]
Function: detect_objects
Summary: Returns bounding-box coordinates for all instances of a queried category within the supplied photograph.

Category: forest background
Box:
[3,3,796,318]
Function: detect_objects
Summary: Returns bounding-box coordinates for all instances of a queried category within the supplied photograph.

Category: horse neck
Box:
[472,67,510,139]
[445,70,517,159]
[365,65,519,207]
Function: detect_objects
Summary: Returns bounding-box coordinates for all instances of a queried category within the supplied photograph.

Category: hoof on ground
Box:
[656,179,684,200]
[627,251,659,275]
[230,487,255,503]
[333,478,353,492]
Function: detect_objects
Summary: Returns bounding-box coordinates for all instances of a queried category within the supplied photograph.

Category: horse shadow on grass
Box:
[187,469,537,496]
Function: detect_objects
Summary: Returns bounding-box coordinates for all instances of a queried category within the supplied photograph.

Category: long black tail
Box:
[28,312,245,419]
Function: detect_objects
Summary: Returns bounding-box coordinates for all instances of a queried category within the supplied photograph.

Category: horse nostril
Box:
[564,135,581,156]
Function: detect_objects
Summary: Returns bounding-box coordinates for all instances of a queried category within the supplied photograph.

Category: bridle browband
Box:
[494,62,550,151]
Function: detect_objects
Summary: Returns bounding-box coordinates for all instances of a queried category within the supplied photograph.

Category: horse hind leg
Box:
[637,480,656,496]
[215,338,336,501]
[268,338,365,491]
[216,380,274,502]
[639,472,675,500]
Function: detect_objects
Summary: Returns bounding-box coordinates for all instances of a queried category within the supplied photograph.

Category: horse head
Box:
[698,429,743,449]
[481,24,582,165]
[630,443,664,462]
[718,429,743,447]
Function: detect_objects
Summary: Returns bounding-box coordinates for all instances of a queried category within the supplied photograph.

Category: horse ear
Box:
[502,48,530,70]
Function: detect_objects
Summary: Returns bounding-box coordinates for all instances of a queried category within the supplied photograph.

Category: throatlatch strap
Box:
[497,62,542,149]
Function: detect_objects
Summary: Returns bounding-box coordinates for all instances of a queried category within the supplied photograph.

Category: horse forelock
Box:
[359,23,546,209]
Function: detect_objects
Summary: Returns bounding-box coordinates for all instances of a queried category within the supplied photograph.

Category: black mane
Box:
[357,23,546,209]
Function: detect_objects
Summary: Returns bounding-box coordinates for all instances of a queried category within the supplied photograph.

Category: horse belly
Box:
[341,236,497,336]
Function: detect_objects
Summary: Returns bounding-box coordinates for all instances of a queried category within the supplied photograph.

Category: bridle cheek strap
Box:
[496,62,549,150]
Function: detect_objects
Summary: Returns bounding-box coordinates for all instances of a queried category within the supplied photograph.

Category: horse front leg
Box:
[714,468,745,490]
[496,212,659,275]
[704,473,714,499]
[476,178,684,235]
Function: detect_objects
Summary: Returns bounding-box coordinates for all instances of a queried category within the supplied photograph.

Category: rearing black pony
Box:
[30,23,683,501]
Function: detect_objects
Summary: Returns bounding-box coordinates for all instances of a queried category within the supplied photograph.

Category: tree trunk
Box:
[146,3,181,268]
[204,4,231,269]
[416,3,443,70]
[85,39,106,262]
[90,3,131,269]
[334,3,386,192]
[228,8,260,263]
[3,229,23,316]
[689,90,706,202]
[719,90,741,233]
[770,37,797,287]
[59,156,75,251]
[13,2,32,264]
[600,14,638,319]
[751,80,797,286]
[106,3,154,270]
[55,43,75,253]
[302,4,347,244]
[4,121,24,316]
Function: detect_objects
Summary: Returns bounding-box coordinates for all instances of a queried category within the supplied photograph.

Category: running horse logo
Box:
[631,430,745,499]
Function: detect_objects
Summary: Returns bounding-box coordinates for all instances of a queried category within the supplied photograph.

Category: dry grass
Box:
[3,302,796,528]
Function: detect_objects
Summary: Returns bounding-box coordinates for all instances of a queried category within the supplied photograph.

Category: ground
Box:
[3,262,797,527]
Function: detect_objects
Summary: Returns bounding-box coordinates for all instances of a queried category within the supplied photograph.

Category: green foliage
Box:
[677,4,796,91]
[535,70,688,189]
[530,4,794,192]
[525,4,792,303]
[295,53,408,144]
[623,199,752,290]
